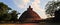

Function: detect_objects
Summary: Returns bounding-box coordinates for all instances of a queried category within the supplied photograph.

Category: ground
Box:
[0,23,60,25]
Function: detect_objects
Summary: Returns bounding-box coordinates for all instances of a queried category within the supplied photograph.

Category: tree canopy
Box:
[45,0,60,22]
[45,1,60,18]
[0,2,20,21]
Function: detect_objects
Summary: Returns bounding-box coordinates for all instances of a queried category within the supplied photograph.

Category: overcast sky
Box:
[0,0,53,19]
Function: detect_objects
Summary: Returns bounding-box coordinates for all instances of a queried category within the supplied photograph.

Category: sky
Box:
[0,0,53,19]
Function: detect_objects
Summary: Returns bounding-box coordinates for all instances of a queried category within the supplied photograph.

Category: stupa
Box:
[19,5,41,23]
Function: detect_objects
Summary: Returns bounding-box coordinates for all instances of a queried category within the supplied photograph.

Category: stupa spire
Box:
[27,5,33,11]
[29,5,31,8]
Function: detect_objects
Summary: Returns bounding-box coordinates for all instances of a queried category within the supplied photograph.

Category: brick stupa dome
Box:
[19,5,41,23]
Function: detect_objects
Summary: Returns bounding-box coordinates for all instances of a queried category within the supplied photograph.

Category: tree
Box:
[10,10,20,20]
[54,9,60,22]
[0,2,20,21]
[45,0,60,22]
[0,2,12,20]
[45,0,60,18]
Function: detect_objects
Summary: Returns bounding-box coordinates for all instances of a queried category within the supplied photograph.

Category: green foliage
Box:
[10,10,18,20]
[0,2,20,21]
[45,1,60,17]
